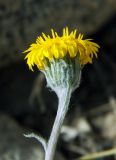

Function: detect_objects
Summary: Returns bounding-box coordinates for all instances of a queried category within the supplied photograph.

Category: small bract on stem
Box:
[23,27,100,160]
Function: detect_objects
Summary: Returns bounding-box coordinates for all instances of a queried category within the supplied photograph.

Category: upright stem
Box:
[45,87,71,160]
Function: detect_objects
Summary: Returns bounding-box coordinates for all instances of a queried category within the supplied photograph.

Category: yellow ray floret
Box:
[24,27,100,70]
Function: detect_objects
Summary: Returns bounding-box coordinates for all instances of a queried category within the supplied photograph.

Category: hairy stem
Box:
[45,87,71,160]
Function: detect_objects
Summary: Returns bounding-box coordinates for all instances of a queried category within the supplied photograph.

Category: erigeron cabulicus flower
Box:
[24,27,99,95]
[23,27,100,160]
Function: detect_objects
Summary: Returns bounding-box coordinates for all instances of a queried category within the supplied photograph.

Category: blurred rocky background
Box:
[0,0,116,159]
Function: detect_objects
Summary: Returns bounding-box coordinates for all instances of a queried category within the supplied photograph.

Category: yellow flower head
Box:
[24,27,100,71]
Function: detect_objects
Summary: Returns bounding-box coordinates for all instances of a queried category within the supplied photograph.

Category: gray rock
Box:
[0,113,44,160]
[0,0,116,68]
